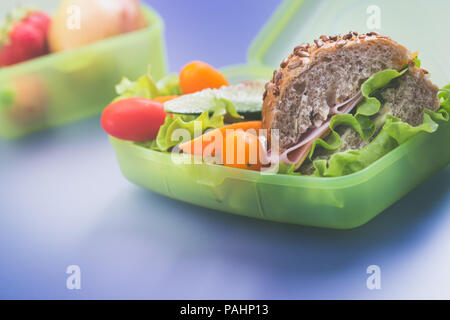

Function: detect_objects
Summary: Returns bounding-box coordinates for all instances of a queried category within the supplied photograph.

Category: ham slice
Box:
[269,92,363,168]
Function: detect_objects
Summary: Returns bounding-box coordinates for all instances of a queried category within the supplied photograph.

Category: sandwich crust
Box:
[262,31,412,152]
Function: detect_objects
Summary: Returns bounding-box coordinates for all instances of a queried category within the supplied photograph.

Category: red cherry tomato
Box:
[101,98,167,141]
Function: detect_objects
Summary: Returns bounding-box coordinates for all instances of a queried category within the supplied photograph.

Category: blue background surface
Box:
[0,0,449,299]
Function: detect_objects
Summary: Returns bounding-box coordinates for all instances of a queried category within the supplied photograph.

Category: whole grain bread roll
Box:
[263,31,416,152]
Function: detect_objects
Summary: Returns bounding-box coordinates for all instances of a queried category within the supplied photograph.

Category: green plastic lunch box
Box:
[110,0,450,229]
[0,3,166,139]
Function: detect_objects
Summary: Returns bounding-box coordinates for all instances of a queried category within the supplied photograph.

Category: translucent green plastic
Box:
[0,5,167,139]
[248,0,450,87]
[110,0,450,228]
[111,117,449,229]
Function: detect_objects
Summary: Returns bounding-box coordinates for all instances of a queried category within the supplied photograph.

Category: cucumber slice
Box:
[164,80,266,114]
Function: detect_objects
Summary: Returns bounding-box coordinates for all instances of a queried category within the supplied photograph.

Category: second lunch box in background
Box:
[0,3,167,139]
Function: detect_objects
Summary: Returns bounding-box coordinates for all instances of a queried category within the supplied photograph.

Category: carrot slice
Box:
[179,121,263,171]
[179,121,261,155]
[221,130,264,171]
[153,95,179,103]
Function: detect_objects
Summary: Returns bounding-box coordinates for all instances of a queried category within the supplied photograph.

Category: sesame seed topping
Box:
[336,40,346,48]
[273,70,282,84]
[280,58,289,68]
[273,85,280,96]
[288,59,303,69]
[343,32,353,40]
[314,39,324,47]
[295,50,310,58]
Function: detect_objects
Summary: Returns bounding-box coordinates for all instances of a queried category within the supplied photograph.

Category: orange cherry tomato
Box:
[179,61,229,94]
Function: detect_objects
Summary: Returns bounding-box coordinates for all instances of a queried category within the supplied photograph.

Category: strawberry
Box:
[0,8,51,67]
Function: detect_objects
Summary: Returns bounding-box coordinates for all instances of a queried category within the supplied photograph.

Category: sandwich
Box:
[262,31,447,176]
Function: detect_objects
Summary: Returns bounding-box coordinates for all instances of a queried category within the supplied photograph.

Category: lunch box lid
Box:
[247,0,450,86]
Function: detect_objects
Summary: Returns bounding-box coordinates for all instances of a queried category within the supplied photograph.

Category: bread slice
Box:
[262,31,411,152]
[377,65,440,125]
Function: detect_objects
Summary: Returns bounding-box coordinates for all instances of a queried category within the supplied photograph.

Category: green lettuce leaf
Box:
[114,73,160,102]
[439,84,450,112]
[312,130,397,177]
[356,69,407,116]
[150,98,242,152]
[308,113,376,160]
[156,74,181,96]
[209,97,244,121]
[312,107,448,177]
[113,70,181,102]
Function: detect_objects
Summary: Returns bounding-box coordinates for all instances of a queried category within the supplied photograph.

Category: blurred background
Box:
[0,0,278,70]
[0,0,449,299]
